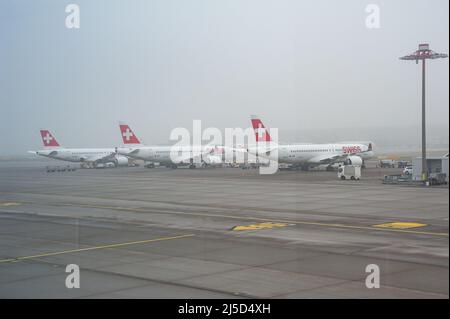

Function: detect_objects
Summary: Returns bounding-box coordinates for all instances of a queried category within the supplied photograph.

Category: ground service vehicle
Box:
[338,165,361,180]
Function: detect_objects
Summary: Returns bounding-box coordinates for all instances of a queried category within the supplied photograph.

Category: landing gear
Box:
[81,162,95,169]
[145,163,155,169]
[189,164,196,169]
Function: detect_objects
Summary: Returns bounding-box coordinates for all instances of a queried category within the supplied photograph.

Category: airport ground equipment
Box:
[338,165,361,180]
[428,173,447,186]
[144,162,156,168]
[379,159,396,168]
[383,174,413,184]
[46,165,77,173]
[397,161,410,168]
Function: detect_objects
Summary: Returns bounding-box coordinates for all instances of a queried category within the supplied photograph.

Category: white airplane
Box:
[117,124,225,168]
[248,115,375,170]
[29,130,129,168]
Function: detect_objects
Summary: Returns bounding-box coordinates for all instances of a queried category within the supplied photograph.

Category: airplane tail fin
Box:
[119,123,141,145]
[40,130,60,148]
[250,115,272,142]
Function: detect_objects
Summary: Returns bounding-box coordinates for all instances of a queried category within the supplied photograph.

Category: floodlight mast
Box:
[400,44,448,182]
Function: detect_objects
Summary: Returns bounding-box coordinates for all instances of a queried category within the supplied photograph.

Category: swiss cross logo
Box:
[123,128,133,141]
[251,119,271,142]
[40,130,59,147]
[119,124,140,144]
[43,133,53,145]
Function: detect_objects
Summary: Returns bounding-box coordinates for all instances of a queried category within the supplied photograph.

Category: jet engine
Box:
[344,156,363,166]
[113,155,129,167]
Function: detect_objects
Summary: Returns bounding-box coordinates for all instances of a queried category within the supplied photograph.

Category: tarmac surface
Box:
[0,160,448,298]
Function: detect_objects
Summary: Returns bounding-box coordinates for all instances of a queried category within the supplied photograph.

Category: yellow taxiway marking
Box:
[0,201,22,206]
[0,234,194,264]
[373,222,427,229]
[233,222,292,231]
[59,203,449,237]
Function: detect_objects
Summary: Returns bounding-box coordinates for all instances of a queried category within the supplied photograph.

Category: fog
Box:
[1,0,448,156]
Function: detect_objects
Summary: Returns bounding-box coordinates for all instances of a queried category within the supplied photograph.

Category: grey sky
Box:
[0,0,448,155]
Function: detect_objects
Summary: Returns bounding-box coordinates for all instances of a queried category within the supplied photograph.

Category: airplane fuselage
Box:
[118,145,224,165]
[34,148,124,165]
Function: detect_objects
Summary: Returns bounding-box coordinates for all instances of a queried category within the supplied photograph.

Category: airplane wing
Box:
[171,146,226,164]
[125,148,141,156]
[83,152,117,164]
[309,153,349,164]
[309,150,372,164]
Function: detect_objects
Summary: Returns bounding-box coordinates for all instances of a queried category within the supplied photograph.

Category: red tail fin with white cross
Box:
[119,123,141,145]
[250,115,272,142]
[40,130,60,148]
